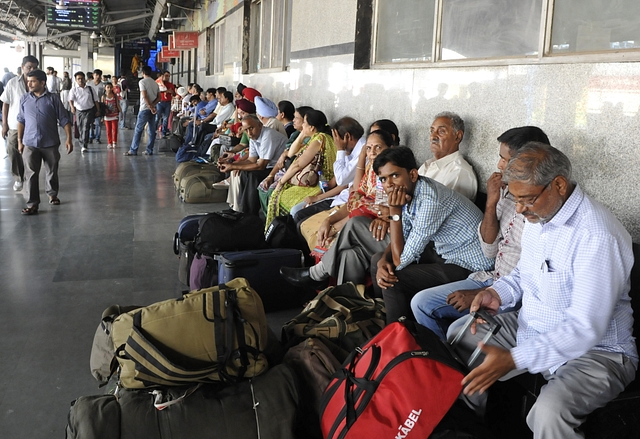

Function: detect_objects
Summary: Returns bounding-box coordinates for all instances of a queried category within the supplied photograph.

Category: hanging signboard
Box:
[161,46,181,58]
[173,31,198,49]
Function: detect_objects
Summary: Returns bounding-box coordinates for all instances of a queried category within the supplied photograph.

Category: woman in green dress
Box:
[264,109,337,230]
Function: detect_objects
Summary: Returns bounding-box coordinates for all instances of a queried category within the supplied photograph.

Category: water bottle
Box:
[318,171,330,193]
[374,178,388,205]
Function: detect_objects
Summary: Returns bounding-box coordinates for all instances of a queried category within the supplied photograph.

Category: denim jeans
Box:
[410,277,494,340]
[128,109,157,154]
[156,101,171,135]
[91,117,101,141]
[119,99,128,128]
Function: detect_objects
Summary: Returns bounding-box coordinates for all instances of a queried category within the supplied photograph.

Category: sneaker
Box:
[143,151,153,155]
[95,138,101,144]
[123,151,137,156]
[13,180,23,191]
[81,147,88,152]
[213,179,230,190]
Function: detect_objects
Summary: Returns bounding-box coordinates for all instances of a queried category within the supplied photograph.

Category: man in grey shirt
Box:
[124,66,160,156]
[17,70,72,215]
[218,114,287,215]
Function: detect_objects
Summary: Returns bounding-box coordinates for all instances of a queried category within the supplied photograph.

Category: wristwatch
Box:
[388,214,401,222]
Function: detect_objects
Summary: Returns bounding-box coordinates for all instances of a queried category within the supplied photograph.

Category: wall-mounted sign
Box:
[173,31,198,49]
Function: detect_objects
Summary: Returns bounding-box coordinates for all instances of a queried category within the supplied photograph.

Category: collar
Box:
[544,183,583,227]
[28,89,50,98]
[426,150,461,169]
[406,177,428,216]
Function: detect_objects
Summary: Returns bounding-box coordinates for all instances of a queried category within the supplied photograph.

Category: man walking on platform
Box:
[68,71,100,153]
[1,55,39,191]
[124,66,160,156]
[17,70,72,215]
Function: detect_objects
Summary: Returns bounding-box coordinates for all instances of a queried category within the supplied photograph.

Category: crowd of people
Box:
[3,56,637,438]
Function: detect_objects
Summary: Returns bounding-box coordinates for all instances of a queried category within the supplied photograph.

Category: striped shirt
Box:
[398,177,494,272]
[470,187,524,282]
[493,184,638,374]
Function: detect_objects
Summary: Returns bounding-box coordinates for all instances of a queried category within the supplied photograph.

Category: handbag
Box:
[289,135,326,187]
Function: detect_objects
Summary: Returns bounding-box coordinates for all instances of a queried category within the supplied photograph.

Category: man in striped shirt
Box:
[453,142,637,439]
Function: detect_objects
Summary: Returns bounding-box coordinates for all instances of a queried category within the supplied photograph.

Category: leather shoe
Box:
[280,266,329,290]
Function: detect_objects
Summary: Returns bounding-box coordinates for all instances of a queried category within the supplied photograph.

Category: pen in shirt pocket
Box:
[541,259,550,273]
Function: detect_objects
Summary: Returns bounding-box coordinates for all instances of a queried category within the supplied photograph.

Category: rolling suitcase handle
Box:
[450,309,502,367]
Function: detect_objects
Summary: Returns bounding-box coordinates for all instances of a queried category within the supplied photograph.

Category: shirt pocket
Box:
[537,271,573,309]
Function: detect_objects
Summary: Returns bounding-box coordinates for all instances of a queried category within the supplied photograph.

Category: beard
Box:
[522,197,564,224]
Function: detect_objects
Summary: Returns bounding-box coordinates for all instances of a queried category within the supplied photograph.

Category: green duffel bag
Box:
[66,363,300,439]
[112,278,269,389]
[281,283,386,359]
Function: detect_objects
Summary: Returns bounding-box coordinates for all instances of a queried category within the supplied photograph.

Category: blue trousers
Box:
[129,109,157,154]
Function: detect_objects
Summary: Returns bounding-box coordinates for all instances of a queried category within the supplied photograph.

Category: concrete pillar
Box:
[79,33,93,72]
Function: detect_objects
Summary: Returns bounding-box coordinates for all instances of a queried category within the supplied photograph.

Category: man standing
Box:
[1,55,39,191]
[2,67,16,86]
[155,70,175,138]
[453,142,637,439]
[218,114,287,214]
[17,70,72,215]
[421,112,477,201]
[45,67,58,94]
[411,126,550,339]
[88,69,105,143]
[68,71,100,153]
[124,66,159,156]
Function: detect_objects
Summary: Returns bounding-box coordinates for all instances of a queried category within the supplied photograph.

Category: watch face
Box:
[390,214,400,221]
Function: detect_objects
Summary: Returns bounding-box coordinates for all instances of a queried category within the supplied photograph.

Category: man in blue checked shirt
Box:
[17,69,72,215]
[370,147,494,323]
[452,142,637,439]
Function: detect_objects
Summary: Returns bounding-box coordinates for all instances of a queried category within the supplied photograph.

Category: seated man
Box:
[281,147,492,294]
[411,126,550,339]
[187,90,235,153]
[183,87,217,145]
[255,96,288,136]
[451,142,637,438]
[219,114,287,215]
[421,112,477,201]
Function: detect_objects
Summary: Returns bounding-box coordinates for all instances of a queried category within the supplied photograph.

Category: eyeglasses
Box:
[513,181,552,207]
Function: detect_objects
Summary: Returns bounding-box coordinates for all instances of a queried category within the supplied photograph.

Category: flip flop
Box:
[49,197,60,205]
[21,206,39,215]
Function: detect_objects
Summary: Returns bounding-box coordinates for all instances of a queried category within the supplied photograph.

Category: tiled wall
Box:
[184,3,640,241]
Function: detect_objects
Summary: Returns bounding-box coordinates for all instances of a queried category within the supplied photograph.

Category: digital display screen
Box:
[46,2,100,30]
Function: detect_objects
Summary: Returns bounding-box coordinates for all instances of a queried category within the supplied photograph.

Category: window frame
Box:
[250,0,292,73]
[369,0,640,69]
[206,20,225,76]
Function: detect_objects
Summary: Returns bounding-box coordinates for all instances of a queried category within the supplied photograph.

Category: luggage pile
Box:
[173,160,227,204]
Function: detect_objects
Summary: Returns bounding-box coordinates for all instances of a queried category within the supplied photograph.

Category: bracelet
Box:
[330,224,338,234]
[356,166,365,170]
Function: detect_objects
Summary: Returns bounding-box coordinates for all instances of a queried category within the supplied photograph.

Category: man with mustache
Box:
[451,142,637,439]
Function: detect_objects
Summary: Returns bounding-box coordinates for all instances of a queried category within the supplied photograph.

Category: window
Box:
[370,0,640,67]
[208,21,225,75]
[250,0,292,71]
[550,0,640,53]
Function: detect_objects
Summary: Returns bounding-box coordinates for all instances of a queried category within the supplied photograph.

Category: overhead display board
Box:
[46,1,101,30]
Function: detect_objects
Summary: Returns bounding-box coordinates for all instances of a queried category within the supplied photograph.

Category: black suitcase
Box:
[217,248,306,312]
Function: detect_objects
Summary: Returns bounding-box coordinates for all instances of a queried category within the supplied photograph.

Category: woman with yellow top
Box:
[264,109,337,230]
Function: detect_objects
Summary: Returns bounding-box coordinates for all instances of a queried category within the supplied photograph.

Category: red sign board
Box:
[168,34,175,50]
[173,31,198,49]
[161,46,180,58]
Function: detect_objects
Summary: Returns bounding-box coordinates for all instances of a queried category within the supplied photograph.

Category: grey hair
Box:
[434,111,464,134]
[242,113,262,124]
[503,142,572,186]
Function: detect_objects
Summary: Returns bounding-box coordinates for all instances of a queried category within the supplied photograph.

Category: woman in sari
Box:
[264,109,337,230]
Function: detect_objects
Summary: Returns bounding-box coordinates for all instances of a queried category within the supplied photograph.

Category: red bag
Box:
[320,320,466,439]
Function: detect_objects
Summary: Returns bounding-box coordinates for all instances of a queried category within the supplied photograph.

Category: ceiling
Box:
[0,0,196,50]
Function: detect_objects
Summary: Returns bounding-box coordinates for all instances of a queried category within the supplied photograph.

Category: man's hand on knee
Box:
[447,288,482,311]
[461,343,515,396]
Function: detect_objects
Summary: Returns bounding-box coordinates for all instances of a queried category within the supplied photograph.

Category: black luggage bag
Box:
[217,248,307,312]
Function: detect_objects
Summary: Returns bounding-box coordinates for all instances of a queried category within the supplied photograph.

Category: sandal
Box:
[49,197,60,205]
[21,206,39,215]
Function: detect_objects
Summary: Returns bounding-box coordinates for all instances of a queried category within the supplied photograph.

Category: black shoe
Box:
[280,266,329,290]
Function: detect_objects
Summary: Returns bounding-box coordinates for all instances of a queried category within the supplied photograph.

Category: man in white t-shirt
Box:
[418,112,478,201]
[124,66,160,156]
[1,55,39,191]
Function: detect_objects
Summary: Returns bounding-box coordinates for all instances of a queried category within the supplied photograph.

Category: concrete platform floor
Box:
[0,122,298,438]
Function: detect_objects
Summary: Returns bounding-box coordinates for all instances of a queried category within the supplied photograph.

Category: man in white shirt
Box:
[255,97,288,136]
[186,90,236,153]
[88,69,105,143]
[1,55,39,190]
[452,142,637,439]
[419,112,477,201]
[45,67,59,94]
[68,71,101,153]
[124,66,160,156]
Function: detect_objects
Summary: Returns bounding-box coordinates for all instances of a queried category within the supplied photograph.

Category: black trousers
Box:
[239,168,271,216]
[371,244,471,324]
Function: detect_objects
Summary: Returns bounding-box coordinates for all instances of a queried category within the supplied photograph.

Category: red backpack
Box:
[320,320,466,439]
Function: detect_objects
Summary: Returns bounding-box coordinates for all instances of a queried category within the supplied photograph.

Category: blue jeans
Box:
[411,277,494,340]
[129,109,157,154]
[90,117,102,141]
[156,101,171,135]
[119,99,128,128]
